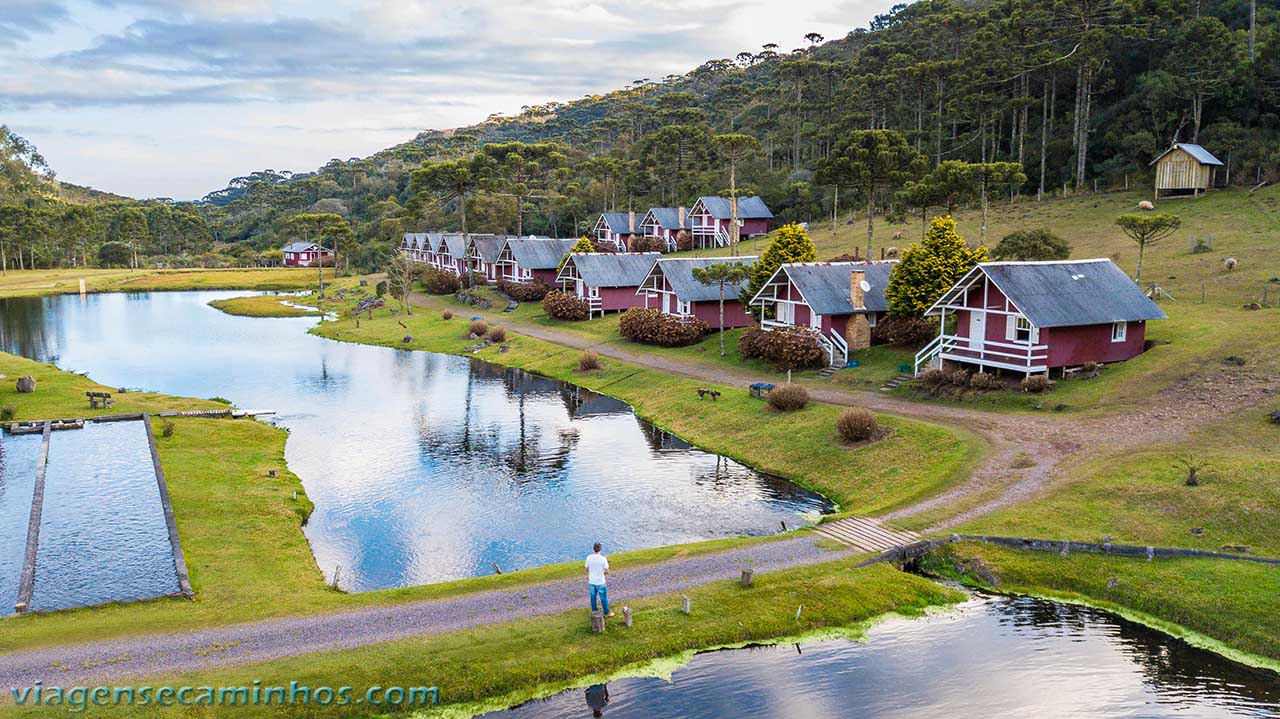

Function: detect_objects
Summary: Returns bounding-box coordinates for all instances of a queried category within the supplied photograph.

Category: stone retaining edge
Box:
[853,534,1280,568]
[14,421,52,614]
[143,414,194,599]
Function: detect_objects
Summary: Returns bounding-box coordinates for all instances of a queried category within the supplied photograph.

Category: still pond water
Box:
[488,595,1279,718]
[0,291,830,591]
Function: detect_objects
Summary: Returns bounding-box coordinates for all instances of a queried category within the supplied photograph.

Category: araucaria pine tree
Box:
[885,216,987,317]
[741,223,817,316]
[560,236,595,270]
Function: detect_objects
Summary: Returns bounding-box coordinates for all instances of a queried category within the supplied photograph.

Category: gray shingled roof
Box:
[470,236,506,263]
[561,252,662,288]
[1150,143,1223,167]
[650,256,757,302]
[506,238,578,269]
[644,207,691,230]
[598,212,640,234]
[282,241,319,253]
[401,233,424,250]
[425,232,447,252]
[443,233,468,259]
[938,259,1167,328]
[694,196,773,220]
[766,262,894,315]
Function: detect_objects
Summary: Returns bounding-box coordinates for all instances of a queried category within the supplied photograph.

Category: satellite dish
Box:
[859,279,871,293]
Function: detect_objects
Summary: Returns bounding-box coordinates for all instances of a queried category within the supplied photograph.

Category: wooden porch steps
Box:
[879,373,912,392]
[813,516,922,553]
[501,301,519,314]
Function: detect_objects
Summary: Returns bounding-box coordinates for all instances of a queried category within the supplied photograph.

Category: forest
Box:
[2,0,1277,272]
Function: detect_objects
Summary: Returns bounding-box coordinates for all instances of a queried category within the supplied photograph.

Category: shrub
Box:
[629,235,668,253]
[578,351,602,372]
[160,420,175,438]
[737,326,770,359]
[871,316,937,347]
[497,279,551,302]
[468,319,488,337]
[542,290,590,321]
[442,310,453,320]
[1176,456,1208,487]
[737,326,826,370]
[1021,375,1050,393]
[836,408,878,443]
[487,325,507,343]
[991,228,1071,261]
[374,280,387,298]
[421,268,461,295]
[0,405,15,421]
[968,372,1000,390]
[618,308,709,347]
[766,384,809,412]
[946,368,972,387]
[918,368,948,388]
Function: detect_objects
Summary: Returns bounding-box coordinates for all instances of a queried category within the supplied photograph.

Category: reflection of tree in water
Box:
[993,596,1280,705]
[411,360,582,489]
[0,297,61,363]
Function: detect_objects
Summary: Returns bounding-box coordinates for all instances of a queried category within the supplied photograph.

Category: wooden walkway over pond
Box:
[813,516,921,553]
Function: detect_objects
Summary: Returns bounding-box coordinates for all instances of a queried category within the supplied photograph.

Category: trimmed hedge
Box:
[618,308,709,347]
[422,268,461,295]
[629,235,668,253]
[836,408,878,442]
[871,315,936,347]
[766,384,809,411]
[737,325,827,370]
[498,279,551,302]
[542,290,590,321]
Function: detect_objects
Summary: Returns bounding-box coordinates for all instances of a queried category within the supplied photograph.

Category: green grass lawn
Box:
[0,561,962,718]
[0,353,224,420]
[962,406,1280,556]
[317,306,984,517]
[928,542,1280,667]
[208,294,320,318]
[0,267,337,299]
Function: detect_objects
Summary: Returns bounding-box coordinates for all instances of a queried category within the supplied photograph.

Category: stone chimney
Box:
[848,270,871,351]
[850,270,866,309]
[628,210,636,232]
[678,206,686,227]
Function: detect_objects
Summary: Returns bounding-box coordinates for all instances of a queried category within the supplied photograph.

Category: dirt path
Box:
[0,536,850,687]
[431,294,1278,534]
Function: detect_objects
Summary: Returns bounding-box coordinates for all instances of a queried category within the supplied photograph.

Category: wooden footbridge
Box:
[814,516,922,553]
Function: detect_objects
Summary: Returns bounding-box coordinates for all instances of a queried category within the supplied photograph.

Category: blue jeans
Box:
[589,583,610,614]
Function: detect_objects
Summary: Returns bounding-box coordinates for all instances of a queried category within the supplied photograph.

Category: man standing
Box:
[585,542,614,618]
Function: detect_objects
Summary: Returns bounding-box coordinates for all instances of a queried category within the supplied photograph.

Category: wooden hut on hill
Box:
[1149,143,1223,199]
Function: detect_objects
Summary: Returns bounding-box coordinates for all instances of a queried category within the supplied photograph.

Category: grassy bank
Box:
[0,267,334,299]
[315,304,983,517]
[0,561,962,718]
[208,294,320,318]
[928,542,1280,667]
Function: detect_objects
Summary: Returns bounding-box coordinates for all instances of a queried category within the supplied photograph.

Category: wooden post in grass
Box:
[591,610,605,633]
[622,606,632,627]
[740,569,754,587]
[681,595,691,615]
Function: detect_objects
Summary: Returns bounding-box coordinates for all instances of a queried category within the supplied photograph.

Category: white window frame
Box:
[676,299,691,316]
[1111,321,1127,343]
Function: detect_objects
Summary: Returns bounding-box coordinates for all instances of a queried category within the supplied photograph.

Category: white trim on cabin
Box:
[1111,321,1127,343]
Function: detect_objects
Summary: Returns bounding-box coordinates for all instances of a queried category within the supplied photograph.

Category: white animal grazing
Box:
[885,246,900,259]
[1137,200,1155,211]
[1223,257,1238,271]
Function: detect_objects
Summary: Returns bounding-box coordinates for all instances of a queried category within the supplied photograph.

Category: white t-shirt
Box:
[585,553,609,585]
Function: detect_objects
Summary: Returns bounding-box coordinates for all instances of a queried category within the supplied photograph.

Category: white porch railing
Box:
[915,334,1049,376]
[586,296,602,317]
[761,320,847,368]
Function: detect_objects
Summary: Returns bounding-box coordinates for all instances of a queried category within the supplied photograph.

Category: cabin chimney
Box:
[848,270,871,351]
[678,206,686,226]
[628,210,636,232]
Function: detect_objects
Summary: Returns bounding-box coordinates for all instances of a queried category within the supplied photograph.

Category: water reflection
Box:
[0,292,831,591]
[488,595,1280,718]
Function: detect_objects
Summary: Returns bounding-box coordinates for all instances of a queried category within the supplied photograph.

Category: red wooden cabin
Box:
[686,196,773,250]
[916,259,1167,377]
[635,256,758,328]
[282,242,332,267]
[556,252,661,317]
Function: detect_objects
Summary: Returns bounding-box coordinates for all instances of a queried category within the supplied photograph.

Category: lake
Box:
[0,291,830,592]
[487,594,1280,718]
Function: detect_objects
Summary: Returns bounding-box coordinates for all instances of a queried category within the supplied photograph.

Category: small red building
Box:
[495,238,577,285]
[637,207,690,251]
[687,196,773,250]
[401,233,430,264]
[556,252,661,317]
[282,241,333,267]
[750,261,894,367]
[635,256,758,328]
[467,235,507,282]
[591,212,641,252]
[917,259,1167,377]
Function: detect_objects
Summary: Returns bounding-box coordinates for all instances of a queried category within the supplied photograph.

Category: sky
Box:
[2,0,887,201]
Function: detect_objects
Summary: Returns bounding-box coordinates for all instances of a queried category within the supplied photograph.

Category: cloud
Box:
[0,0,69,47]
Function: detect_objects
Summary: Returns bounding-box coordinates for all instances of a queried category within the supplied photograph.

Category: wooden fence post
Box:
[681,595,691,615]
[591,610,605,633]
[622,606,632,627]
[740,569,754,587]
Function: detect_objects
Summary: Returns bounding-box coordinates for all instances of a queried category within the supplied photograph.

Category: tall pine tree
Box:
[885,216,987,317]
[741,223,817,316]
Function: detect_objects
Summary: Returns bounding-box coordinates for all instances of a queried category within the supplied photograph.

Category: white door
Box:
[576,280,585,297]
[968,311,985,350]
[809,311,822,331]
[777,302,795,324]
[662,293,671,314]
